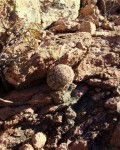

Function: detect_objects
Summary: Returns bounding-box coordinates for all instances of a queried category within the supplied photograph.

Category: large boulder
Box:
[15,0,80,29]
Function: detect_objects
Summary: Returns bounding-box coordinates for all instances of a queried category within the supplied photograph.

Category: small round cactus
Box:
[47,64,74,90]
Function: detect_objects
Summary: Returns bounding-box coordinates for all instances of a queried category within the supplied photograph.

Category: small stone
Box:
[79,21,96,35]
[19,144,34,150]
[14,0,80,29]
[32,132,47,149]
[47,64,74,90]
[99,15,105,21]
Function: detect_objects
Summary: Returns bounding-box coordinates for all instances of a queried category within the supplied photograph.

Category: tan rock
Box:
[14,0,80,29]
[68,140,87,150]
[0,144,6,150]
[32,132,47,149]
[15,0,41,24]
[19,144,34,150]
[94,31,110,37]
[111,123,120,147]
[114,85,120,95]
[94,30,119,37]
[105,97,120,112]
[79,21,96,35]
[99,15,105,21]
[117,101,120,113]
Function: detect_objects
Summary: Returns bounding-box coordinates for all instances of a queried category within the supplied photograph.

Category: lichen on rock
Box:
[15,0,80,29]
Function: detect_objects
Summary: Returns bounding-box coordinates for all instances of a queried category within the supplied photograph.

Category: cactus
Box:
[47,64,75,90]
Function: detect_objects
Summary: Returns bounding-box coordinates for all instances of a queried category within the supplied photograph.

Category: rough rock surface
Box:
[32,132,47,149]
[3,32,92,87]
[79,21,96,35]
[0,0,120,150]
[15,0,80,29]
[19,144,34,150]
[111,123,120,148]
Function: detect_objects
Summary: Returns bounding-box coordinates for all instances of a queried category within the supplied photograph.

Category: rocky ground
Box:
[0,0,120,150]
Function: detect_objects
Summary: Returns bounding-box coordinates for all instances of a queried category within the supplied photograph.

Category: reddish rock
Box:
[113,17,120,25]
[79,21,96,35]
[49,19,80,33]
[4,86,40,106]
[0,128,34,149]
[56,143,68,150]
[68,140,87,150]
[99,15,105,22]
[74,34,120,92]
[0,2,119,149]
[0,107,15,120]
[3,107,35,129]
[3,32,92,88]
[39,101,76,115]
[0,106,34,121]
[27,92,51,107]
[94,31,113,37]
[111,123,120,147]
[101,21,114,30]
[19,144,34,150]
[80,5,100,18]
